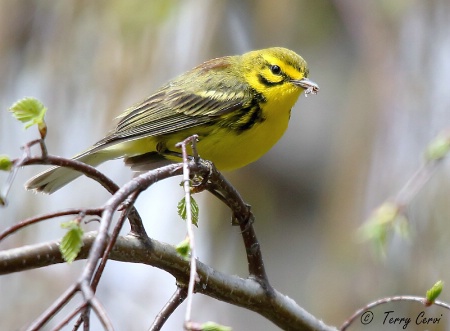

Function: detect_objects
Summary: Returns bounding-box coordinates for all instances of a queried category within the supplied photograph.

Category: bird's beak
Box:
[292,77,319,95]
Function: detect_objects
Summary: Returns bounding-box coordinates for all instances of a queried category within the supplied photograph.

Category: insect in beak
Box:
[291,78,319,96]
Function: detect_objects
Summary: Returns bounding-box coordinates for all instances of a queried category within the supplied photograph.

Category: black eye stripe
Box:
[258,74,285,87]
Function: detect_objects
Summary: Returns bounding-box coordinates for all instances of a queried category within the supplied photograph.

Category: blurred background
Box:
[1,0,450,330]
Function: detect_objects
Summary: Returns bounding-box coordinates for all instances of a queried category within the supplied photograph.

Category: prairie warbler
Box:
[26,47,319,193]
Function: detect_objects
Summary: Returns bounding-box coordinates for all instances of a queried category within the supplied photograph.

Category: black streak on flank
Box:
[228,91,267,134]
[215,89,267,133]
[234,91,267,133]
[235,105,265,132]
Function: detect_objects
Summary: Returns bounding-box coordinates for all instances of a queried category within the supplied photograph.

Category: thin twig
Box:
[340,295,450,331]
[25,284,78,331]
[149,287,188,331]
[79,280,114,331]
[12,153,147,238]
[71,199,136,330]
[95,192,140,290]
[175,135,199,327]
[51,303,86,331]
[22,155,119,194]
[0,138,41,205]
[1,162,19,206]
[71,191,140,329]
[201,162,271,289]
[395,160,440,207]
[0,208,103,241]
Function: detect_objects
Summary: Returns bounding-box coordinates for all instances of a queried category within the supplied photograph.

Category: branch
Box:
[17,154,147,237]
[176,135,200,328]
[0,232,336,331]
[0,208,103,241]
[202,162,270,288]
[150,287,188,331]
[2,150,333,330]
[340,295,450,331]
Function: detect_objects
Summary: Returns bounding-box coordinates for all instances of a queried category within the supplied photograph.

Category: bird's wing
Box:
[90,55,258,152]
[112,86,249,139]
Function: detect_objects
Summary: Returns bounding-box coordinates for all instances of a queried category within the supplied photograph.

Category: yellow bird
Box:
[26,47,319,194]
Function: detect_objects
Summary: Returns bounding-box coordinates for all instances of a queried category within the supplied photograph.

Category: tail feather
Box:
[25,151,113,194]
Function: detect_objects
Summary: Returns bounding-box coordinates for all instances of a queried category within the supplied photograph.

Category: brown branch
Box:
[150,287,188,331]
[79,281,114,331]
[19,156,119,195]
[200,162,270,289]
[0,233,336,331]
[340,295,450,331]
[0,208,103,241]
[2,155,329,330]
[25,164,186,331]
[70,191,141,330]
[51,303,85,331]
[18,154,147,238]
[24,284,78,330]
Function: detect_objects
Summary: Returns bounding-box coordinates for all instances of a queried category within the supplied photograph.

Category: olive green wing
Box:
[94,80,253,149]
[117,88,246,133]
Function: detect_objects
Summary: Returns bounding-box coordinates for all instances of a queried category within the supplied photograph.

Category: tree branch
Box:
[2,151,335,330]
[20,155,147,238]
[150,287,188,331]
[340,295,450,331]
[0,233,336,331]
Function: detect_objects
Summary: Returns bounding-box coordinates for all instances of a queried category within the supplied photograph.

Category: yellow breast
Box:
[189,88,302,170]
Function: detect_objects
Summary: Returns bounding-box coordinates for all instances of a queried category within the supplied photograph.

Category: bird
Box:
[26,47,319,194]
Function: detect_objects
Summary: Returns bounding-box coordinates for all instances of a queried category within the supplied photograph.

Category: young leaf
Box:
[0,155,13,171]
[357,202,404,258]
[9,97,47,137]
[426,280,444,306]
[393,215,410,239]
[358,202,400,240]
[177,196,199,227]
[425,132,450,161]
[177,197,187,220]
[175,237,191,260]
[201,321,232,331]
[60,220,84,264]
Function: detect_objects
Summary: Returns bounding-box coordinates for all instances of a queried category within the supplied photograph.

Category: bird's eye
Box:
[270,65,282,75]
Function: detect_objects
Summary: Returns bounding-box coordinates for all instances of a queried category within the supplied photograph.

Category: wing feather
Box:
[93,57,254,149]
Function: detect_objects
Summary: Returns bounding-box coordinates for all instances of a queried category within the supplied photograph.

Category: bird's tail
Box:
[25,149,114,194]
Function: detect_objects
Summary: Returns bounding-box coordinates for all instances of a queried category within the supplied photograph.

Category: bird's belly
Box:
[115,104,293,171]
[196,110,291,171]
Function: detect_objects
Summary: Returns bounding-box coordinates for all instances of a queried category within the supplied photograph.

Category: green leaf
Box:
[426,280,444,305]
[393,215,410,239]
[0,155,13,171]
[372,202,400,225]
[357,202,404,257]
[425,133,450,161]
[201,321,232,331]
[175,237,191,260]
[177,197,187,220]
[359,202,400,239]
[177,196,199,227]
[9,97,47,134]
[60,220,84,263]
